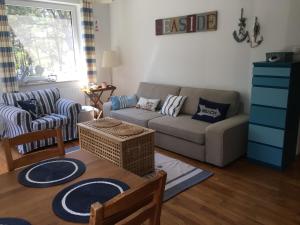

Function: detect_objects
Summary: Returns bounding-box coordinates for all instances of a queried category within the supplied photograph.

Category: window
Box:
[6,0,81,84]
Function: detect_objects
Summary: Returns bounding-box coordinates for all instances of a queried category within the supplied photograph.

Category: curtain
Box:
[0,0,18,93]
[81,0,97,84]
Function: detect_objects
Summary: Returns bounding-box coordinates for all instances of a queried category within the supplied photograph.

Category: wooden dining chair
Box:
[89,170,167,225]
[1,128,65,172]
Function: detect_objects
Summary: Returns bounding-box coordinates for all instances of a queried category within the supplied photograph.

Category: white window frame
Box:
[6,0,83,85]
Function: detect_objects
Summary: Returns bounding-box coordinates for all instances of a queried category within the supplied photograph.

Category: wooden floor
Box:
[1,141,300,225]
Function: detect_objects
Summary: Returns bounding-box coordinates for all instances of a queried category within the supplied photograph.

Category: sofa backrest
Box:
[2,88,60,115]
[179,87,240,117]
[136,82,181,108]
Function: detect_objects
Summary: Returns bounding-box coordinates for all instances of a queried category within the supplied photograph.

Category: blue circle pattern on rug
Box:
[18,158,86,188]
[52,178,130,223]
[0,218,31,225]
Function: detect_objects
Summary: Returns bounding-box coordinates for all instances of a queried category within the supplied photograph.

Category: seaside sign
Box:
[155,11,218,36]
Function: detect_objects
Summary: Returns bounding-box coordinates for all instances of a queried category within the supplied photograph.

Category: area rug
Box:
[66,146,213,201]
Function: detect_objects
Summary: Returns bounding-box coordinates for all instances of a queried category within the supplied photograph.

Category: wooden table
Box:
[0,150,144,225]
[81,85,116,119]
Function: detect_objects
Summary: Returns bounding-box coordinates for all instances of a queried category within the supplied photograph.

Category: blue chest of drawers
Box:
[247,62,300,169]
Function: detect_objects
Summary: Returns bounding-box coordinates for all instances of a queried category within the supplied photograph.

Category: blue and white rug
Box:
[66,146,213,201]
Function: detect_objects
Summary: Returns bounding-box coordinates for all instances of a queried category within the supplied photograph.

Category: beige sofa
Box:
[103,82,249,167]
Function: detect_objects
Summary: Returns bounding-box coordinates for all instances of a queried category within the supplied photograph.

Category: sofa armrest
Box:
[103,102,112,117]
[205,114,249,167]
[0,104,32,128]
[56,98,81,121]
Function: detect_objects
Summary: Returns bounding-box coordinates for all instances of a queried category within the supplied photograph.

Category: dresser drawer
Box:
[250,105,286,129]
[252,76,290,88]
[248,124,285,148]
[253,67,291,77]
[251,87,288,108]
[248,142,283,167]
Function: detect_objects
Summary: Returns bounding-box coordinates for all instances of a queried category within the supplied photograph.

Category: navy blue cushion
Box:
[17,99,42,120]
[192,98,230,123]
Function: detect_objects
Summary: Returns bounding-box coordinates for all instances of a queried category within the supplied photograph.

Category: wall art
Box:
[233,8,263,48]
[156,11,218,36]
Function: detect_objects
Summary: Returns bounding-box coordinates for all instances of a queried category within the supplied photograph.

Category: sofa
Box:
[103,82,249,167]
[0,88,81,154]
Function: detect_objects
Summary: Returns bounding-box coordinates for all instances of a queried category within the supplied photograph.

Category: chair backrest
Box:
[89,170,167,225]
[2,88,60,115]
[1,128,65,172]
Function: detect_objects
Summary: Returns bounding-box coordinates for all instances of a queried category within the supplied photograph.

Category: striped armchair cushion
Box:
[32,113,68,131]
[2,92,34,106]
[2,88,60,115]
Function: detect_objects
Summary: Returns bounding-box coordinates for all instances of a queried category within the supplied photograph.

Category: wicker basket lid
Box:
[109,124,144,136]
[93,118,122,128]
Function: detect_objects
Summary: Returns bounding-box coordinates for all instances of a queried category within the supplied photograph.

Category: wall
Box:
[110,0,300,112]
[94,2,112,84]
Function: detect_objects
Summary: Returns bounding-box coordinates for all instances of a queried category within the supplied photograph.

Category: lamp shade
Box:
[101,50,120,68]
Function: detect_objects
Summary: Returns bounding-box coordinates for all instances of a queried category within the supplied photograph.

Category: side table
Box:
[78,106,98,122]
[81,85,116,118]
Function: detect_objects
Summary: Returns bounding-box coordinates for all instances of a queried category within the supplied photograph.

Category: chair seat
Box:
[111,108,163,127]
[32,114,68,131]
[148,114,210,144]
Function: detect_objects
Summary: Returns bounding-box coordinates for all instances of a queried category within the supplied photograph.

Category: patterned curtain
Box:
[0,0,18,93]
[81,0,97,84]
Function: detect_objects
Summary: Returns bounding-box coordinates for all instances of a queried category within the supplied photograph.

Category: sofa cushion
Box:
[179,87,240,118]
[2,92,34,106]
[110,95,137,110]
[32,113,68,131]
[136,82,181,109]
[17,99,43,120]
[110,108,163,127]
[192,98,230,123]
[148,114,210,144]
[2,88,60,115]
[160,95,187,117]
[31,88,60,115]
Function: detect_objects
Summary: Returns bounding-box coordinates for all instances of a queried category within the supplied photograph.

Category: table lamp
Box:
[101,50,120,86]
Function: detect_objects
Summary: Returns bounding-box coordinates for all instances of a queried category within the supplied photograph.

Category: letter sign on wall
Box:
[156,11,218,36]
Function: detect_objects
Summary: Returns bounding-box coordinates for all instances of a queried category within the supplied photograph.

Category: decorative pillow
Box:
[136,97,160,112]
[17,99,42,120]
[192,98,230,123]
[110,95,137,110]
[160,95,187,117]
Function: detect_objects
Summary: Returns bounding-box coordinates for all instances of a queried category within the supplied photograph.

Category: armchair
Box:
[0,88,81,154]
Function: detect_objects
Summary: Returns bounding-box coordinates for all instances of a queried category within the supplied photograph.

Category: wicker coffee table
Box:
[78,118,155,176]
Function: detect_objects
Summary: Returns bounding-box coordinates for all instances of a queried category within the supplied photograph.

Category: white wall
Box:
[110,0,300,112]
[94,2,112,84]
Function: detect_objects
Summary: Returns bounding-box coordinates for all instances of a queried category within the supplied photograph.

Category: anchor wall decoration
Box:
[233,8,263,48]
[247,17,263,48]
[233,8,249,43]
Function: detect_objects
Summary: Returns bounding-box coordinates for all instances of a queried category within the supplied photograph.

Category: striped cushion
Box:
[110,95,137,110]
[160,95,187,117]
[2,88,60,115]
[32,113,68,131]
[2,92,34,106]
[31,88,60,115]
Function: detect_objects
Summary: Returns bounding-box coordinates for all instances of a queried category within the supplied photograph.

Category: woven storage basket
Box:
[78,119,155,176]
